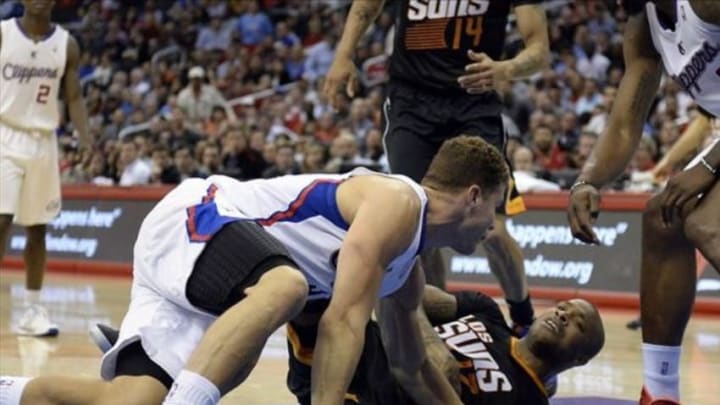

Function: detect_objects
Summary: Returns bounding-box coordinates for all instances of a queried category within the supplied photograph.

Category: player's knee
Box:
[262,265,309,305]
[642,196,667,237]
[684,209,719,249]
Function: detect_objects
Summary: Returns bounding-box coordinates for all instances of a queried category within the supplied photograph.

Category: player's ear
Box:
[467,184,482,207]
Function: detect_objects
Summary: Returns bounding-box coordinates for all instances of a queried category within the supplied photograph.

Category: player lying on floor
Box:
[287,286,605,405]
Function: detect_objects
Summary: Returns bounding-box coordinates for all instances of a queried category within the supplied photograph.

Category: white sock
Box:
[162,370,220,405]
[642,343,681,400]
[0,376,31,405]
[23,290,41,308]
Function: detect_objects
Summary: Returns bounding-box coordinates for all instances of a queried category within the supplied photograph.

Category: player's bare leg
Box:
[0,215,12,260]
[1,375,167,405]
[13,224,57,337]
[23,225,47,292]
[684,182,720,269]
[640,194,698,403]
[164,265,308,404]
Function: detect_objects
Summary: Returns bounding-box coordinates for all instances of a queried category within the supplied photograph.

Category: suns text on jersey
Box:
[435,315,512,393]
[407,0,489,21]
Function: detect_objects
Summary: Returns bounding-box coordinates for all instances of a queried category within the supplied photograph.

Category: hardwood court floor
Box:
[1,271,718,404]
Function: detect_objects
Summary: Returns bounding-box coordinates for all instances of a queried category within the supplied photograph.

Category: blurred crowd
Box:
[0,0,705,191]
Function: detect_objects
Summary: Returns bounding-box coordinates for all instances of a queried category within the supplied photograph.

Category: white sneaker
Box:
[15,305,59,337]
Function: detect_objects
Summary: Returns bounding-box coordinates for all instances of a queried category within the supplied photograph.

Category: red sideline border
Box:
[2,189,719,313]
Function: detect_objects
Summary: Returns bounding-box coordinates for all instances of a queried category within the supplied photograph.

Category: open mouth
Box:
[543,318,560,334]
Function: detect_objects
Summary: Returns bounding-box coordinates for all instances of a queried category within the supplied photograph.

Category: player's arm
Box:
[311,182,421,405]
[377,264,463,404]
[577,13,662,187]
[63,35,91,149]
[460,3,549,93]
[323,0,385,101]
[654,113,712,179]
[568,13,663,243]
[506,3,550,79]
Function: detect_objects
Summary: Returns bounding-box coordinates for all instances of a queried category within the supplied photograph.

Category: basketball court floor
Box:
[1,271,718,404]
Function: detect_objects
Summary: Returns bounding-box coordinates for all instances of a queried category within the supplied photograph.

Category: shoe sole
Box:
[89,324,113,353]
[15,326,59,337]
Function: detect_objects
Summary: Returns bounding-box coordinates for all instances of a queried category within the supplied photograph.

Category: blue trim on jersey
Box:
[257,180,349,230]
[186,184,240,243]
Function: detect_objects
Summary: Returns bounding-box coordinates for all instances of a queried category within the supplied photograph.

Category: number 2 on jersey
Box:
[452,16,484,49]
[36,84,51,104]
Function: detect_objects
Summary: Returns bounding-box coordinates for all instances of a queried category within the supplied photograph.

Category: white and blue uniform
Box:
[101,169,428,380]
[646,1,720,168]
[0,18,68,225]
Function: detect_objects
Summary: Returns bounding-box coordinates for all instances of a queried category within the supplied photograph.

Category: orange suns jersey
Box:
[389,0,542,92]
[435,307,549,404]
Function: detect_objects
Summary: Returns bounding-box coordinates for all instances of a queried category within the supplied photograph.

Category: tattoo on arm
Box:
[424,301,457,325]
[630,72,659,113]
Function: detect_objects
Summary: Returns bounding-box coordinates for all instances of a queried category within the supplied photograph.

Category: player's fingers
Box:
[660,190,677,228]
[568,201,592,243]
[467,50,488,62]
[464,62,492,73]
[346,73,357,98]
[458,72,492,88]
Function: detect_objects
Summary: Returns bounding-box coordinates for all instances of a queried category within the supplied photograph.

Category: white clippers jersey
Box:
[187,169,428,301]
[0,18,68,131]
[646,1,720,116]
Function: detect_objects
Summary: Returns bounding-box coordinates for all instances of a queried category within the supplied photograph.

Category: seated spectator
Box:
[236,0,274,48]
[173,146,206,181]
[117,138,152,186]
[314,111,340,144]
[195,16,232,52]
[512,146,561,192]
[150,145,181,185]
[263,142,301,178]
[177,66,231,125]
[531,125,567,171]
[568,131,598,169]
[301,141,329,174]
[198,143,223,176]
[303,33,337,84]
[363,128,388,172]
[221,130,267,179]
[324,131,374,173]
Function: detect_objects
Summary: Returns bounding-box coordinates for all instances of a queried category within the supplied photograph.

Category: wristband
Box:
[699,157,717,176]
[570,180,594,194]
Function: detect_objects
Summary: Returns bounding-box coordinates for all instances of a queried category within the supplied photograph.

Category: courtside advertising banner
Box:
[443,210,720,297]
[4,199,155,263]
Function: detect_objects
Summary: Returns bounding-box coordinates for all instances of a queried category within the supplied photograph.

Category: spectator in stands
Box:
[263,142,301,178]
[198,143,223,176]
[195,16,232,52]
[301,141,329,174]
[174,146,205,181]
[237,0,274,48]
[117,138,152,186]
[314,111,339,144]
[304,32,337,83]
[532,125,567,171]
[324,131,373,173]
[363,128,387,172]
[568,131,598,170]
[177,66,230,125]
[150,145,181,184]
[221,130,266,179]
[512,145,561,193]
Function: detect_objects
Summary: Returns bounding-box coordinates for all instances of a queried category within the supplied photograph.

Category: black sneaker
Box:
[89,324,119,353]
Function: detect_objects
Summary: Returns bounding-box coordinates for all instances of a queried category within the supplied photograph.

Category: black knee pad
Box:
[186,220,298,315]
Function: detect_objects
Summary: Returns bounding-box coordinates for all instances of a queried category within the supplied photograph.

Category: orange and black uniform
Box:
[286,292,548,404]
[384,0,542,215]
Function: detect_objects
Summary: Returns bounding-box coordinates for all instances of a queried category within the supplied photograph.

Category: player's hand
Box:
[458,50,511,94]
[567,183,601,244]
[323,55,358,108]
[658,164,715,227]
[651,159,673,182]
